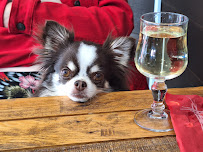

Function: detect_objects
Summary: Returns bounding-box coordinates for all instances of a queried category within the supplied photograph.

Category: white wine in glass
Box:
[134,12,189,132]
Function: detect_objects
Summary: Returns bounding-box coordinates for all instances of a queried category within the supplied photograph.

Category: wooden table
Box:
[0,87,202,151]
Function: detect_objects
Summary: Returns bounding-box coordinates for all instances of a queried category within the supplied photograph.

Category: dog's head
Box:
[35,21,135,102]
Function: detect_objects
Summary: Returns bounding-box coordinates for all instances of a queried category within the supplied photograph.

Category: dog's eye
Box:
[61,68,71,78]
[92,72,104,82]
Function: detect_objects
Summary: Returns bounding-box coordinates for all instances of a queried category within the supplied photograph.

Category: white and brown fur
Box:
[33,21,135,102]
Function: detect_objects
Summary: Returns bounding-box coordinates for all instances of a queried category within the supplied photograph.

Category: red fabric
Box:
[129,60,148,90]
[0,0,148,90]
[165,93,203,152]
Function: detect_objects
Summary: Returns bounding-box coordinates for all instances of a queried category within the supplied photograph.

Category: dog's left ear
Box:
[103,36,136,67]
[42,21,74,50]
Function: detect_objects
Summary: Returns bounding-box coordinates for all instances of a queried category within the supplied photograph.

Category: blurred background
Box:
[128,0,203,88]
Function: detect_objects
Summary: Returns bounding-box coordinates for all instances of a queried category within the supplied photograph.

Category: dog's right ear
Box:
[42,21,74,50]
[34,21,74,72]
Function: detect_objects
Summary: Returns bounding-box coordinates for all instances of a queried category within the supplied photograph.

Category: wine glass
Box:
[134,12,189,132]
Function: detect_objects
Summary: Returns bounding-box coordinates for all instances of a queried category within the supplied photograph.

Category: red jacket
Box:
[0,0,148,90]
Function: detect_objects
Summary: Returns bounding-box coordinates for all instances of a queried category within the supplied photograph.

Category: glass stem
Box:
[149,80,168,119]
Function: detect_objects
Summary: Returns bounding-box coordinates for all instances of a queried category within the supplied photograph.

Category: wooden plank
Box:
[0,111,175,151]
[0,87,202,121]
[167,86,203,96]
[17,136,179,152]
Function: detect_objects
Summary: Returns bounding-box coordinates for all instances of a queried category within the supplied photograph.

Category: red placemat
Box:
[165,93,203,152]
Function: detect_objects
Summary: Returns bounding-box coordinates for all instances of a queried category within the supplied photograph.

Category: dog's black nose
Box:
[74,80,87,91]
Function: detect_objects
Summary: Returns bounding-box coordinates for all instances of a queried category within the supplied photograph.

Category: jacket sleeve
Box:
[7,0,134,44]
[0,0,8,27]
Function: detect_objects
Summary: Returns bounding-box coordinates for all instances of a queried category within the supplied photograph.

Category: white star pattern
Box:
[181,97,203,131]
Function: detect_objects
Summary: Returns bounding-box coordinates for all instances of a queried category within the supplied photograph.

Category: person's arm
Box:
[2,0,61,28]
[3,2,11,28]
[3,0,134,44]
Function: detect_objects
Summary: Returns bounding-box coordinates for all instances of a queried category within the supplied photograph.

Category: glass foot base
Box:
[134,109,173,132]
